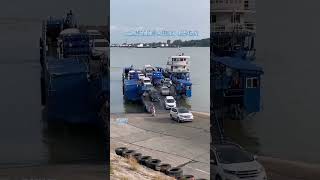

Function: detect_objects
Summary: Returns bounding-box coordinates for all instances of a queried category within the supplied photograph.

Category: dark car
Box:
[149,91,160,102]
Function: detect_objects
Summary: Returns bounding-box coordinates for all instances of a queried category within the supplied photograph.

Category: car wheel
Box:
[170,114,173,120]
[177,117,181,123]
[215,175,222,180]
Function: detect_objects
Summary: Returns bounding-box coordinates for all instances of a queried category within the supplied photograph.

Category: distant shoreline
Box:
[111,38,210,48]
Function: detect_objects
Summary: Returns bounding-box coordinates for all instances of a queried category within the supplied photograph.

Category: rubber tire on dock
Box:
[160,163,172,174]
[177,175,195,180]
[146,159,161,171]
[132,153,142,161]
[123,150,136,158]
[115,147,128,156]
[167,167,183,178]
[40,76,46,105]
[139,156,152,166]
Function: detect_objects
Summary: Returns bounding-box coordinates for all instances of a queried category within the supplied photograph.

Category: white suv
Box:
[211,143,267,180]
[164,96,176,109]
[170,107,193,122]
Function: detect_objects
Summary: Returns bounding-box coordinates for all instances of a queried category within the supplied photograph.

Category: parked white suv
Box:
[164,96,176,109]
[211,143,267,180]
[170,107,193,122]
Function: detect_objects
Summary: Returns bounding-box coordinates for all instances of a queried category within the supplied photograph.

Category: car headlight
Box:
[259,166,266,173]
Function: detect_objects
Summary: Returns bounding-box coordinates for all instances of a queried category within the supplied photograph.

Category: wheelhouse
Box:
[212,57,263,113]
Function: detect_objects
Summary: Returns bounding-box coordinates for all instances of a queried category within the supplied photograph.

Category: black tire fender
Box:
[139,156,152,166]
[122,150,136,158]
[132,153,142,161]
[160,163,172,174]
[167,167,183,177]
[177,175,195,180]
[115,147,128,156]
[146,159,161,171]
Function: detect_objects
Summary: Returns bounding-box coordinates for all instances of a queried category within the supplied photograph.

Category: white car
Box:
[160,86,170,96]
[138,73,145,80]
[164,96,176,109]
[211,143,267,180]
[142,77,152,85]
[170,107,193,122]
[142,77,152,90]
[162,78,172,87]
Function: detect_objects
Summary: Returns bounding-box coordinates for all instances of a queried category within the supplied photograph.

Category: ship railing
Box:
[212,23,255,33]
[211,1,255,12]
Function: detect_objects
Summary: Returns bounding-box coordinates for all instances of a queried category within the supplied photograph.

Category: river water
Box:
[110,47,210,113]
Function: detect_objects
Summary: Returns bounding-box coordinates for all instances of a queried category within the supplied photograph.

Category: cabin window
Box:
[231,14,241,23]
[211,15,216,23]
[244,0,249,9]
[246,77,259,88]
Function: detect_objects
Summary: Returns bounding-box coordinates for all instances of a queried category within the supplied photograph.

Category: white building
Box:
[137,43,144,48]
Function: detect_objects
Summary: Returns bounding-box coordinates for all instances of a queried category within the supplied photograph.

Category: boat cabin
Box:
[212,57,263,113]
[166,55,190,73]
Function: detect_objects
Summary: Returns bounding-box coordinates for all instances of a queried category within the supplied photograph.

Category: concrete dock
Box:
[110,112,210,179]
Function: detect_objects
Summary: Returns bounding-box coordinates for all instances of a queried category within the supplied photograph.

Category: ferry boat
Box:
[122,51,193,102]
[211,0,263,120]
[40,10,109,124]
[164,52,192,97]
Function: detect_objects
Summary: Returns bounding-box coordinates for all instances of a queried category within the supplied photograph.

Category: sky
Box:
[110,0,210,44]
[0,0,108,25]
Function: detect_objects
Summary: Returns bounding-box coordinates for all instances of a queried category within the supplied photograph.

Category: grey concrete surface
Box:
[110,112,210,179]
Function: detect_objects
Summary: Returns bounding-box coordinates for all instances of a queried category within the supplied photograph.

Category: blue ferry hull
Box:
[43,58,107,124]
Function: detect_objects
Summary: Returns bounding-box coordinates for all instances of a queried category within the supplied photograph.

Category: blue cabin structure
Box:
[212,57,263,119]
[152,71,164,86]
[122,68,144,101]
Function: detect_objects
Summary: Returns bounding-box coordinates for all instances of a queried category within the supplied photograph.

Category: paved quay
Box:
[110,112,210,179]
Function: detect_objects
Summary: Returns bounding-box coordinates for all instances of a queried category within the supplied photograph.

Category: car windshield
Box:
[92,35,104,39]
[95,42,108,47]
[178,108,189,113]
[217,148,254,164]
[167,99,175,103]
